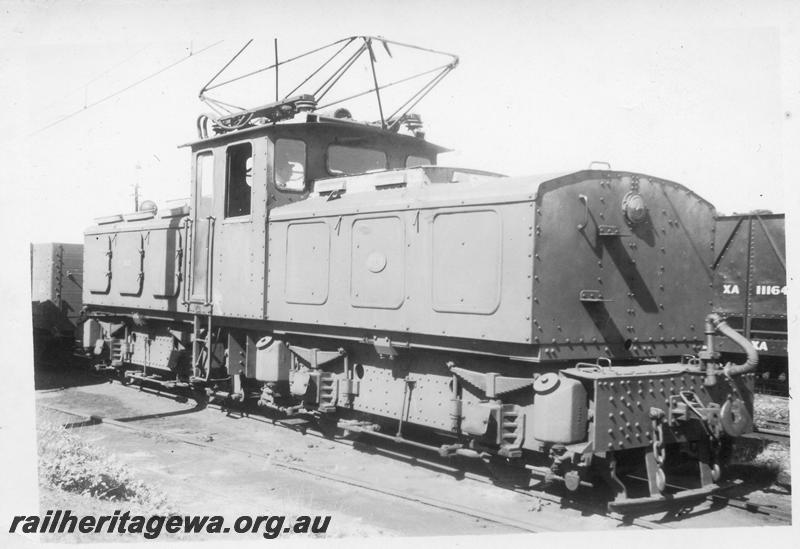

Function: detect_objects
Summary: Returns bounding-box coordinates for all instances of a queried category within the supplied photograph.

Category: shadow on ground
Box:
[34,354,108,391]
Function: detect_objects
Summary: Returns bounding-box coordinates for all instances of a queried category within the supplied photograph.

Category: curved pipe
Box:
[707,313,759,376]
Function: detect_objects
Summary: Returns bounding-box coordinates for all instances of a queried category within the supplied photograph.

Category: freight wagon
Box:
[712,212,787,393]
[31,243,84,361]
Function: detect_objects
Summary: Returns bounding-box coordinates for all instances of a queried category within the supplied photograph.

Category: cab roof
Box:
[181,112,451,154]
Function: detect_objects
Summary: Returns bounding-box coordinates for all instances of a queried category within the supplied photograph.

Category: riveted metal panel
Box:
[533,172,716,361]
[147,228,183,298]
[31,243,84,333]
[349,364,452,431]
[83,215,188,312]
[713,213,786,356]
[85,234,112,295]
[712,215,749,318]
[351,216,405,309]
[592,370,706,451]
[431,209,501,314]
[267,187,535,344]
[129,333,176,370]
[31,244,56,304]
[83,214,186,311]
[213,218,267,317]
[748,214,786,318]
[566,365,755,452]
[113,231,143,296]
[285,221,330,305]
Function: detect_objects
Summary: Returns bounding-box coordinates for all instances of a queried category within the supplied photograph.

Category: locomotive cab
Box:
[183,114,450,319]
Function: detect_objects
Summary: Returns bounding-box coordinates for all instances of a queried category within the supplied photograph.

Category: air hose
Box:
[706,313,759,376]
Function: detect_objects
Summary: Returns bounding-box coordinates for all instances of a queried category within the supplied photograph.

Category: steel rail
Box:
[35,393,721,531]
[754,426,790,443]
[37,370,789,529]
[38,403,560,534]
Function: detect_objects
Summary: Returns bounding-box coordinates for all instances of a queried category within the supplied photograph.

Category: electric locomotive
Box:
[80,37,757,512]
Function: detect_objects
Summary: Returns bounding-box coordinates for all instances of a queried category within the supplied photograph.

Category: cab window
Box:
[224,142,252,218]
[328,145,387,176]
[274,139,307,191]
[406,155,431,168]
[196,152,214,201]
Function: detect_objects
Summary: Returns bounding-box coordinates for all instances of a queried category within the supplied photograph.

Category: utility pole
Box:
[133,162,141,211]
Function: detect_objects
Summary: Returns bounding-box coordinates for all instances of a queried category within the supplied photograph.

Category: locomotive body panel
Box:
[268,170,717,359]
[83,211,187,312]
[533,172,716,361]
[267,178,537,344]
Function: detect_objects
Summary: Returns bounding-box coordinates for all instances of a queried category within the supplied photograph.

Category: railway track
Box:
[39,399,687,532]
[37,383,791,532]
[39,403,565,534]
[754,419,790,443]
[35,357,791,529]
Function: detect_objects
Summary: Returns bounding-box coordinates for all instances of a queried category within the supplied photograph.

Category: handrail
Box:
[182,218,193,305]
[205,216,215,306]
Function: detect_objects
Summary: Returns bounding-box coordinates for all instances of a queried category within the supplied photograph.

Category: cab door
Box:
[189,139,268,318]
[189,151,215,305]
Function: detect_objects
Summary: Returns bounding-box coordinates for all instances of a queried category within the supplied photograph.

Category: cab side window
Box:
[406,155,431,168]
[328,145,387,176]
[274,139,307,191]
[225,142,253,218]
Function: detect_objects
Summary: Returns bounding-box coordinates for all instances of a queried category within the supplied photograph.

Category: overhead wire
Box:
[28,40,224,138]
[40,45,151,112]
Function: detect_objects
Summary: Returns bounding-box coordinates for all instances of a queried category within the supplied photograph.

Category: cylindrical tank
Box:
[532,373,588,444]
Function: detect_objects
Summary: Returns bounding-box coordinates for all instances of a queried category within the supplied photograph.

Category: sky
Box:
[1,0,798,245]
[1,1,799,545]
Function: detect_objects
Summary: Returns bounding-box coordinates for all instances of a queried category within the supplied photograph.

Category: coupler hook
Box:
[648,408,667,494]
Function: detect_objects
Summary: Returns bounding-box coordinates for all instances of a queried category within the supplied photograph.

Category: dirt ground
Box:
[28,365,793,541]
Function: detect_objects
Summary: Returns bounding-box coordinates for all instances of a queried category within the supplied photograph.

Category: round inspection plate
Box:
[366,252,387,273]
[533,372,560,394]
